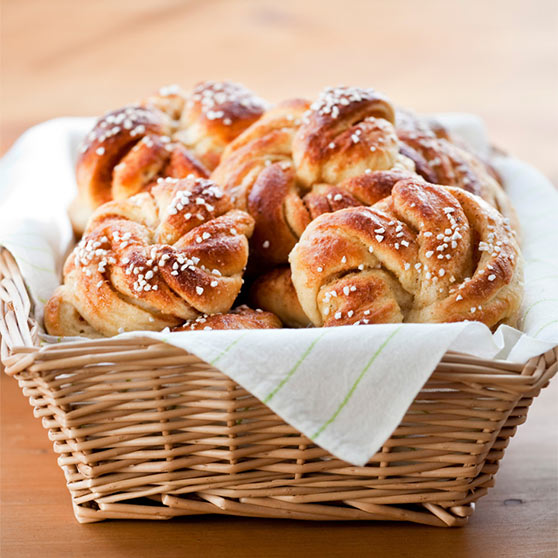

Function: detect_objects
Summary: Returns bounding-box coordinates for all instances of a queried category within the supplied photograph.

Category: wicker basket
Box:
[1,249,556,527]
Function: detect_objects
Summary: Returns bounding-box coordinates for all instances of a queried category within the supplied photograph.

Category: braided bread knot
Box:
[289,178,522,329]
[293,86,402,185]
[395,110,516,225]
[212,87,414,265]
[145,81,269,170]
[46,176,254,337]
[72,81,266,233]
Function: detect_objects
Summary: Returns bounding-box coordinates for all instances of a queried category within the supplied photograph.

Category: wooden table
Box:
[1,1,557,556]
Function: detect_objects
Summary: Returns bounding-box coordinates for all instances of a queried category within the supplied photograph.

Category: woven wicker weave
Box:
[1,249,556,526]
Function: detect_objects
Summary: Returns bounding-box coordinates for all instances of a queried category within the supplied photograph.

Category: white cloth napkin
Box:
[1,115,557,466]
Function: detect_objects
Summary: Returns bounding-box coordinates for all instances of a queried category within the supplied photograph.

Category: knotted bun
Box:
[212,88,413,265]
[396,110,516,225]
[71,81,266,233]
[250,267,311,328]
[46,177,254,337]
[293,86,399,186]
[173,305,281,331]
[290,178,522,329]
[146,81,268,171]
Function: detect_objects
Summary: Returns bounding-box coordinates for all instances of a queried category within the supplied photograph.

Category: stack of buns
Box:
[44,81,522,337]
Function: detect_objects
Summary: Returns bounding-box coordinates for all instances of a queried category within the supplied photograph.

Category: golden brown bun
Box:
[173,305,281,331]
[146,81,268,171]
[45,177,254,337]
[44,285,105,338]
[212,87,412,266]
[72,105,185,233]
[211,99,311,265]
[250,267,311,328]
[71,81,266,234]
[290,178,522,329]
[395,110,517,227]
[292,86,399,186]
[396,109,504,184]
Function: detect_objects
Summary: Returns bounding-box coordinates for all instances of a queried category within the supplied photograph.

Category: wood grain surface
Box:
[1,1,557,556]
